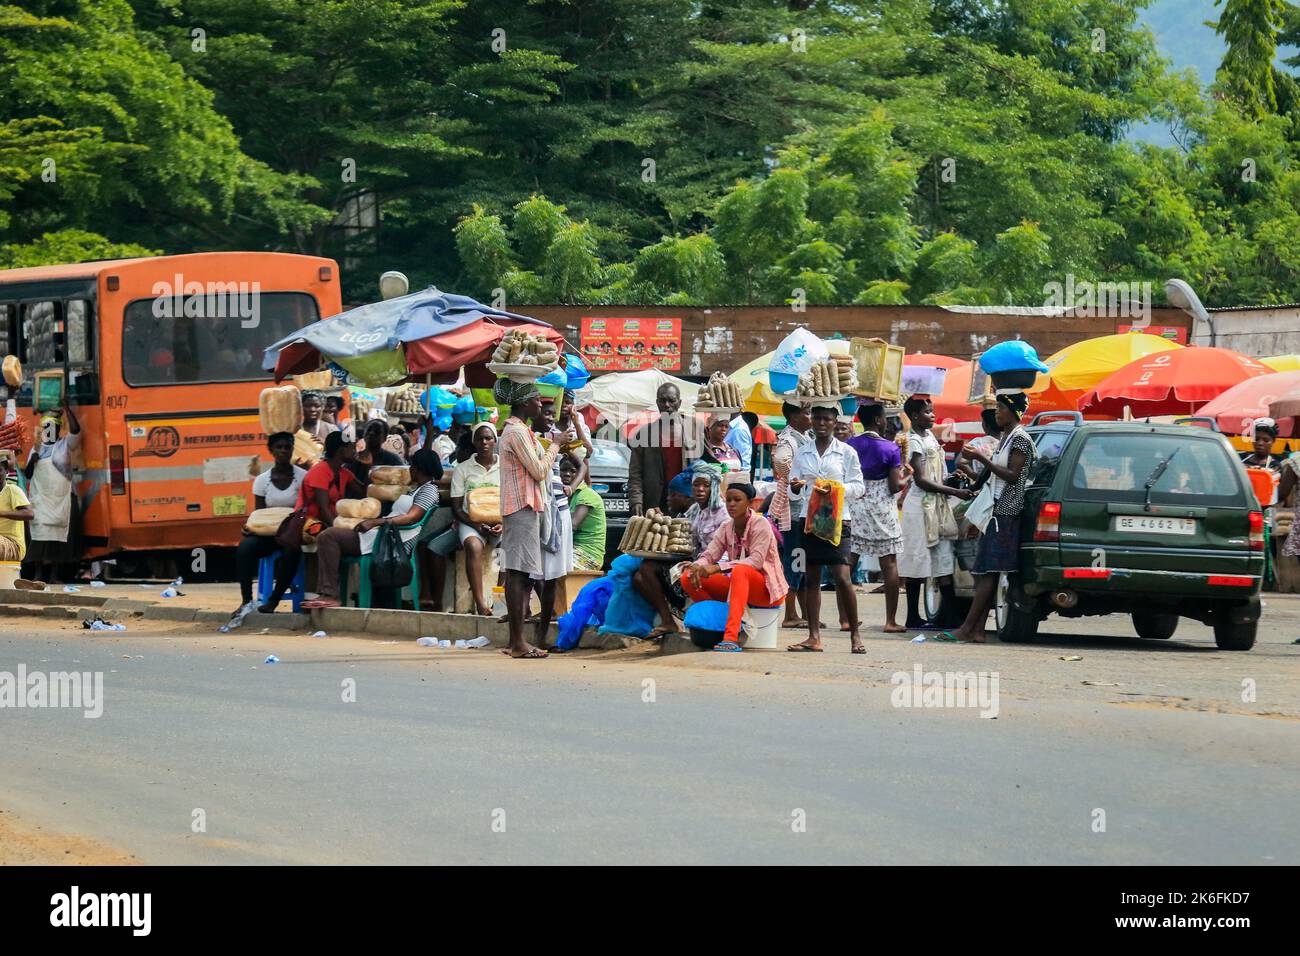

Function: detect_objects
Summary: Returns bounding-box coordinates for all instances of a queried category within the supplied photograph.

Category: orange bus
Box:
[0,252,341,569]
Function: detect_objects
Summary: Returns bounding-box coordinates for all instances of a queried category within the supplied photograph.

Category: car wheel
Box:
[1213,618,1257,651]
[1132,611,1178,641]
[993,574,1009,632]
[997,587,1039,643]
[923,576,942,624]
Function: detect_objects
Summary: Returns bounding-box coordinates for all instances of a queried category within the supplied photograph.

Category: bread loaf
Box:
[259,385,304,436]
[2,354,22,388]
[333,515,367,530]
[336,497,381,519]
[368,465,410,486]
[292,430,321,466]
[245,507,293,537]
[367,482,409,503]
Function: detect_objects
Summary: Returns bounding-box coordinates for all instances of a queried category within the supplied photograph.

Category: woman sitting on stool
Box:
[681,483,788,651]
[227,432,308,626]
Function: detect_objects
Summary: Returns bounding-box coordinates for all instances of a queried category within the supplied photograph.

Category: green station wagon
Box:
[941,415,1265,650]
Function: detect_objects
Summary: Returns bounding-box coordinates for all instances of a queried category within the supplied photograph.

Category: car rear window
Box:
[1067,432,1245,507]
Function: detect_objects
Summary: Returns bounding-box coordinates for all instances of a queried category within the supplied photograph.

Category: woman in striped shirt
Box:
[302,449,440,608]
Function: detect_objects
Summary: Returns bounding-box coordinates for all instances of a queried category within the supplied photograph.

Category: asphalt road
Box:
[2,595,1298,865]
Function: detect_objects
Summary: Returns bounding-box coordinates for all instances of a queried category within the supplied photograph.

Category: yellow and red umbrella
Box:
[1081,347,1270,418]
[1028,332,1183,413]
[1260,354,1300,373]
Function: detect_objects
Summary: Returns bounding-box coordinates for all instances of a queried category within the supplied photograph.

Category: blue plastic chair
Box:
[340,508,433,610]
[257,550,305,613]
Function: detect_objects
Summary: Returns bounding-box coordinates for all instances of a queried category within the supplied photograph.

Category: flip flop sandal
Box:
[934,631,961,642]
[784,621,809,629]
[502,647,548,659]
[851,645,868,654]
[786,643,824,652]
[712,641,743,652]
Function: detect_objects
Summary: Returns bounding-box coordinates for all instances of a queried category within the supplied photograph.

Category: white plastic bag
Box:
[767,328,829,380]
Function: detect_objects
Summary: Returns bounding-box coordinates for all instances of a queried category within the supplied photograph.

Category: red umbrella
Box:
[1195,370,1300,436]
[1080,347,1270,418]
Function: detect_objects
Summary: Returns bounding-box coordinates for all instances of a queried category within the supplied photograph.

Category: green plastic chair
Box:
[340,507,433,610]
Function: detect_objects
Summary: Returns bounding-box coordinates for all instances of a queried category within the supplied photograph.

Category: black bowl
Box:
[989,368,1039,390]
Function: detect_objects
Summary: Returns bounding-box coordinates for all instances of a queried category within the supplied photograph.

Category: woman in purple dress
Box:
[845,403,908,633]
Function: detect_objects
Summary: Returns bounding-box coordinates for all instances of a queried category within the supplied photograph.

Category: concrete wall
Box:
[521,304,1193,378]
[1193,308,1300,356]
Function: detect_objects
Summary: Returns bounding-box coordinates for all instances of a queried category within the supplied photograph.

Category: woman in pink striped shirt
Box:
[682,483,788,648]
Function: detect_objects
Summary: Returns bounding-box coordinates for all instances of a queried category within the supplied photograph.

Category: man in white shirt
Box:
[725,412,754,477]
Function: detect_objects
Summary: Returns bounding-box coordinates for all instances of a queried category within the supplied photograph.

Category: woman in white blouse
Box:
[227,432,308,626]
[786,405,866,653]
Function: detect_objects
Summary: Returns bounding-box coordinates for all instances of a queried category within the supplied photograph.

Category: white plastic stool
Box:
[742,604,783,649]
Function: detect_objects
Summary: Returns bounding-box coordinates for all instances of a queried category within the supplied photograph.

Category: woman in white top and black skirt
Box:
[945,392,1035,644]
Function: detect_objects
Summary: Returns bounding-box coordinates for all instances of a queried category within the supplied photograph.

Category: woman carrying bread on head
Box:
[302,449,441,609]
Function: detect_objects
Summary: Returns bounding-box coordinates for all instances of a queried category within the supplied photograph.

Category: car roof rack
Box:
[1028,410,1083,427]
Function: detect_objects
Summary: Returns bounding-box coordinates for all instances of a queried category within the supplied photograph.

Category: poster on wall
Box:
[1116,324,1187,344]
[580,317,681,371]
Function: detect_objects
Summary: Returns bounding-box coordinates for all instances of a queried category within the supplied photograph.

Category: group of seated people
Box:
[627,462,787,652]
[227,389,605,625]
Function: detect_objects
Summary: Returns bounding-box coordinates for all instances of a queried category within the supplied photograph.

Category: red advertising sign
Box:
[580,316,681,371]
[1116,324,1187,344]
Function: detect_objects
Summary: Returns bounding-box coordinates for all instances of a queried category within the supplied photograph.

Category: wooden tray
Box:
[692,405,741,415]
[621,549,693,561]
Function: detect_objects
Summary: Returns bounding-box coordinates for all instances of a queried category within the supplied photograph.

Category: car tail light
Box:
[1034,501,1061,541]
[1248,510,1265,551]
[109,444,126,496]
[1208,575,1254,587]
[1064,568,1111,579]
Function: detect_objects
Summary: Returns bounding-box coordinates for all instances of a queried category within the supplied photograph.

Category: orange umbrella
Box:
[1081,347,1270,418]
[904,352,965,370]
[929,362,986,425]
[1195,370,1300,436]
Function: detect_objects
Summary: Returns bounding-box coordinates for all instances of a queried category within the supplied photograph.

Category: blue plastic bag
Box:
[979,340,1049,374]
[564,353,590,390]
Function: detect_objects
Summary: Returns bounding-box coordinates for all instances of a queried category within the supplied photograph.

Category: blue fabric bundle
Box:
[596,555,657,639]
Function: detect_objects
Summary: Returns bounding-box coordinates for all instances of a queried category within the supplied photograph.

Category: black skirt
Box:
[802,521,853,566]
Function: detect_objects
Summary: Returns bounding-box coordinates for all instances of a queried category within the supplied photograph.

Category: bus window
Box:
[0,303,14,357]
[64,299,97,404]
[21,301,60,368]
[122,292,319,386]
[66,300,93,364]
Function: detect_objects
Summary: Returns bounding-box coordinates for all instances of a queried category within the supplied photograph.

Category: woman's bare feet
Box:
[787,638,824,652]
[782,617,808,628]
[882,622,907,634]
[503,644,548,659]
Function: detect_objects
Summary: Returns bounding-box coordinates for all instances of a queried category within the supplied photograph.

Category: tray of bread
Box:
[619,509,694,557]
